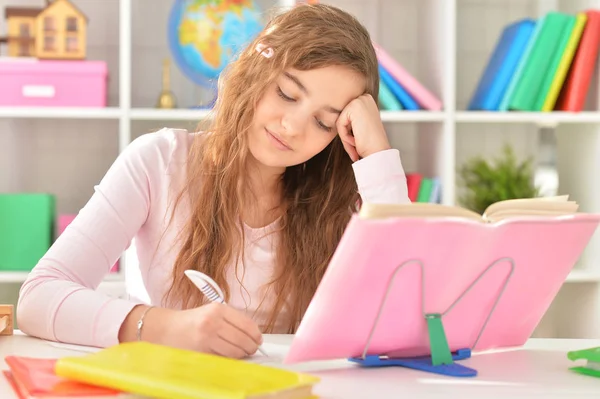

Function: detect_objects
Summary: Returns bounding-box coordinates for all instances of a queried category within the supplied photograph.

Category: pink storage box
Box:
[57,214,119,273]
[0,59,107,107]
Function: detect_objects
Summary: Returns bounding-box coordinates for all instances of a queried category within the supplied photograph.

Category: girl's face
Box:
[248,65,365,171]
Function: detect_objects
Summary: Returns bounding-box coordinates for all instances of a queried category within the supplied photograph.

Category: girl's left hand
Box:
[336,94,391,162]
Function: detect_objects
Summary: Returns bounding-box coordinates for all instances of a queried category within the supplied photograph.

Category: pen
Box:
[184,270,269,357]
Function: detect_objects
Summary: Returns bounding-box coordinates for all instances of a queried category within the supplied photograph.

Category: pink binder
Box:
[374,43,443,111]
[285,213,600,368]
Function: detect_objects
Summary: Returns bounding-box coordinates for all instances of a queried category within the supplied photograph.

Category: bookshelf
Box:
[0,0,599,337]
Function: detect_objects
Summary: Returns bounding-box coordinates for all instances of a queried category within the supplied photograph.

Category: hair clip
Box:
[255,43,274,58]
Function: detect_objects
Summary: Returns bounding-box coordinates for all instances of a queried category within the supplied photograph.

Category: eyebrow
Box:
[283,72,343,114]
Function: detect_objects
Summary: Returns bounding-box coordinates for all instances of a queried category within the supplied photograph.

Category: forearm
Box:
[18,276,140,347]
[118,305,175,344]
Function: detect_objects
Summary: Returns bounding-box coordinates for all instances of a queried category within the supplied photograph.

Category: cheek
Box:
[254,91,280,122]
[304,131,336,156]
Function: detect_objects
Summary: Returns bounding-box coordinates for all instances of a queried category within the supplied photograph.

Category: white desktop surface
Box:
[1,331,600,398]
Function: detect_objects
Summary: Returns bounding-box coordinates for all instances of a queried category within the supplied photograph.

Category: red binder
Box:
[556,10,600,111]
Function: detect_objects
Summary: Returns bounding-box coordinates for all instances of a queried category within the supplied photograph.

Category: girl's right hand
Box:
[161,302,263,358]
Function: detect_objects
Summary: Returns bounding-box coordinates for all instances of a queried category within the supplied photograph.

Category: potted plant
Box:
[458,143,540,214]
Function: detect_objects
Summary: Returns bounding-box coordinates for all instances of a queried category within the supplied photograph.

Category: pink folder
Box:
[374,43,443,111]
[285,213,600,364]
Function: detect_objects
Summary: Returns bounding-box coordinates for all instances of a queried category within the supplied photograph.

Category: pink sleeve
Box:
[17,133,164,348]
[352,148,411,204]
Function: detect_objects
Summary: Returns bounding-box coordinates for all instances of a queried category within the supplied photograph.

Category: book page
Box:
[358,195,579,223]
[483,195,578,221]
[358,202,482,221]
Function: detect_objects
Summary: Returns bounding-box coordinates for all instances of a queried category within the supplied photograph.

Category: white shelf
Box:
[129,108,446,122]
[0,271,124,283]
[0,272,30,283]
[0,107,122,119]
[380,111,446,122]
[130,108,211,121]
[456,111,600,126]
[7,108,600,125]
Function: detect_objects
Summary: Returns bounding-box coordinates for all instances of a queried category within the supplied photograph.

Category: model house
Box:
[3,0,87,59]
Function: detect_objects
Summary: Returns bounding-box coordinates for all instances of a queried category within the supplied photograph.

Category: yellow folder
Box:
[54,341,319,399]
[542,12,588,111]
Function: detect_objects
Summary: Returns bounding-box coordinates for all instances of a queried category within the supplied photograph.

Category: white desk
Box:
[1,331,600,398]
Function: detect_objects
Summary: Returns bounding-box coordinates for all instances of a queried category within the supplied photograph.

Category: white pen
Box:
[184,269,269,357]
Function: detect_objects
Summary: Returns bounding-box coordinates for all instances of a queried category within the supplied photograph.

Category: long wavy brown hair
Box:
[164,3,380,333]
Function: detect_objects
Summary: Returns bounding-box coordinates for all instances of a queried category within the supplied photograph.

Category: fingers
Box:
[217,323,259,357]
[341,138,359,162]
[209,335,249,359]
[221,304,263,345]
[336,109,360,162]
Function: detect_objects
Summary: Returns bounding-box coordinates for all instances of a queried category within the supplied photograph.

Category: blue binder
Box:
[468,19,536,111]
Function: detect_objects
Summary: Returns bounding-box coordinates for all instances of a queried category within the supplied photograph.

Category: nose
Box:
[281,110,307,136]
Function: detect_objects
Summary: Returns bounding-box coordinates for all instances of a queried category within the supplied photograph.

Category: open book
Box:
[359,195,579,223]
[285,195,600,365]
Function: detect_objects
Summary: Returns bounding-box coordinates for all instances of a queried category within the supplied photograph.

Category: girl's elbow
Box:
[16,280,49,339]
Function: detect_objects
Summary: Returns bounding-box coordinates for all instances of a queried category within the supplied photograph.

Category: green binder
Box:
[507,12,573,111]
[0,194,55,271]
[533,14,577,111]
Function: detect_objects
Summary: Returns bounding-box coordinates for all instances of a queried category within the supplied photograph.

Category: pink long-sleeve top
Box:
[16,128,410,348]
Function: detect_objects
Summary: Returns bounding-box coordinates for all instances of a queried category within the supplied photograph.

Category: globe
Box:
[168,0,264,89]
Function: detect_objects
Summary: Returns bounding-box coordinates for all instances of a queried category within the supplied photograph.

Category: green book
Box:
[416,178,434,202]
[533,14,577,110]
[0,194,55,272]
[508,12,572,111]
[499,15,547,111]
[378,79,403,110]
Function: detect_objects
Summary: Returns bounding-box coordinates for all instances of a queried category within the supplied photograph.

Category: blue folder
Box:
[468,19,536,111]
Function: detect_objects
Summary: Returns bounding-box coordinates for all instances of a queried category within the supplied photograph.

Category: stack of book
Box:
[374,43,443,111]
[406,173,441,203]
[468,10,600,112]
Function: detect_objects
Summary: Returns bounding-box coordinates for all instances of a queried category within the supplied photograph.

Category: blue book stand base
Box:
[348,348,477,377]
[341,258,518,378]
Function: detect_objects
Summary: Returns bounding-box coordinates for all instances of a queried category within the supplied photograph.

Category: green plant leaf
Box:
[458,143,540,214]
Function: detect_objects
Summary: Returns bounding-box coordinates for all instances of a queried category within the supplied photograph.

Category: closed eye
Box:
[278,85,332,132]
[316,119,332,132]
[277,86,294,102]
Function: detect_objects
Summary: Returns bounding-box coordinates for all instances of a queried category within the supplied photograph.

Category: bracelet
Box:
[136,306,155,342]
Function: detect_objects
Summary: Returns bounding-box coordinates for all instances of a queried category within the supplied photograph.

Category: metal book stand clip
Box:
[347,257,516,377]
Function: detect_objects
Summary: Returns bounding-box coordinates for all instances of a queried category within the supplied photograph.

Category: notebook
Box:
[54,341,319,399]
[3,356,124,398]
[284,196,600,363]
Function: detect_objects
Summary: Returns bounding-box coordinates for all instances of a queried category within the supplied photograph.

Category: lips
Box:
[266,128,292,150]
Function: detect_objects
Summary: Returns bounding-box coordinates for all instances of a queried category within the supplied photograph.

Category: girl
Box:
[17,3,410,359]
